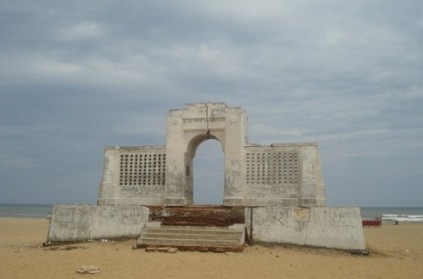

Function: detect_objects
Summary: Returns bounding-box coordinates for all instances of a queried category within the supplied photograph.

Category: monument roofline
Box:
[104,145,165,150]
[167,102,244,114]
[270,142,318,147]
[245,142,318,147]
[184,102,228,107]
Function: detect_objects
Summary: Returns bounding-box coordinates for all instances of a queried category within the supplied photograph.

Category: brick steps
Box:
[136,206,246,252]
[149,206,245,227]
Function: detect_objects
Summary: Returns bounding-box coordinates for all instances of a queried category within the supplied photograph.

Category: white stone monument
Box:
[47,102,366,252]
[98,102,325,207]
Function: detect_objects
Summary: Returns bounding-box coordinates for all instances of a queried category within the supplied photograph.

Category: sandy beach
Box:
[0,218,422,279]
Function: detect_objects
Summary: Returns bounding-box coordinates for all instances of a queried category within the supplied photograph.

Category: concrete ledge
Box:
[251,207,365,251]
[97,198,162,206]
[243,198,305,207]
[46,205,149,242]
[223,197,244,206]
[164,197,188,206]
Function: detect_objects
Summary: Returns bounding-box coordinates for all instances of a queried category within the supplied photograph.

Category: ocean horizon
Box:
[0,204,54,219]
[0,203,422,220]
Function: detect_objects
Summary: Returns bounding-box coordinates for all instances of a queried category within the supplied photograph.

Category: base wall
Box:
[251,207,365,251]
[47,205,149,242]
[46,205,365,251]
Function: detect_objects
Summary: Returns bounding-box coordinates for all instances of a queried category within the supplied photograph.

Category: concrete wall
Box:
[250,207,365,251]
[96,104,327,208]
[47,205,149,242]
[244,143,326,207]
[97,146,166,206]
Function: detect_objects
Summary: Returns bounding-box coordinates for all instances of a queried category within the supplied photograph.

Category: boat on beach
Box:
[362,219,381,227]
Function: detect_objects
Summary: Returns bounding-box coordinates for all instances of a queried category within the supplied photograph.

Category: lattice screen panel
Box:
[119,153,166,186]
[246,152,299,185]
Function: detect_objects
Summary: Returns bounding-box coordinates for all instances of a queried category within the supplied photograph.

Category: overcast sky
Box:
[1,1,422,206]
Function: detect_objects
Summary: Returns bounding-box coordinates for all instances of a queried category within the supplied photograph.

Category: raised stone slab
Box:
[46,205,149,243]
[247,207,366,251]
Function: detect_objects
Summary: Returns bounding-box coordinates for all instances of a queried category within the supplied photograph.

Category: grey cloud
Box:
[0,1,422,206]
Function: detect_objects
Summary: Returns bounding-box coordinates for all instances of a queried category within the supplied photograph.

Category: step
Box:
[139,226,244,242]
[136,224,245,252]
[140,238,241,247]
[142,232,242,240]
[144,227,242,235]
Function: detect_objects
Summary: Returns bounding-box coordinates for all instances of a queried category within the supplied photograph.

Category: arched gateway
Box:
[98,102,326,207]
[165,103,247,206]
[48,102,366,252]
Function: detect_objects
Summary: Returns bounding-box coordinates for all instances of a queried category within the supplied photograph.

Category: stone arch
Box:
[186,132,223,157]
[164,103,248,206]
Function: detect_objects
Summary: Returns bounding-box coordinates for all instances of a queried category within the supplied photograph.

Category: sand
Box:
[0,218,422,279]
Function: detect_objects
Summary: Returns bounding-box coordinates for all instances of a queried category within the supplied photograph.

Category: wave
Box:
[0,212,50,218]
[381,214,423,222]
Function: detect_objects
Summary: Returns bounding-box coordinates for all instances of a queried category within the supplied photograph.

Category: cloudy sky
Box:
[1,1,422,206]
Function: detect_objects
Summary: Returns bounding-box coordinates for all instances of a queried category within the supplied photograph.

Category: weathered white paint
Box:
[251,207,365,251]
[165,102,248,206]
[97,103,326,207]
[97,146,166,206]
[47,205,149,242]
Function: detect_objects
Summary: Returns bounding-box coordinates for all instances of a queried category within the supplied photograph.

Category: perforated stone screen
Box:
[246,151,299,185]
[119,153,166,186]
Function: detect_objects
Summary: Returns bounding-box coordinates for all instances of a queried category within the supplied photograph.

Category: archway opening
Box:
[193,139,224,205]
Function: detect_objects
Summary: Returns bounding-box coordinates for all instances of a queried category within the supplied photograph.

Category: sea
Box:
[0,204,422,222]
[0,204,53,219]
[360,207,423,222]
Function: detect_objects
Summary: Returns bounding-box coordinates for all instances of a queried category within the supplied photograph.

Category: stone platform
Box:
[46,205,365,252]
